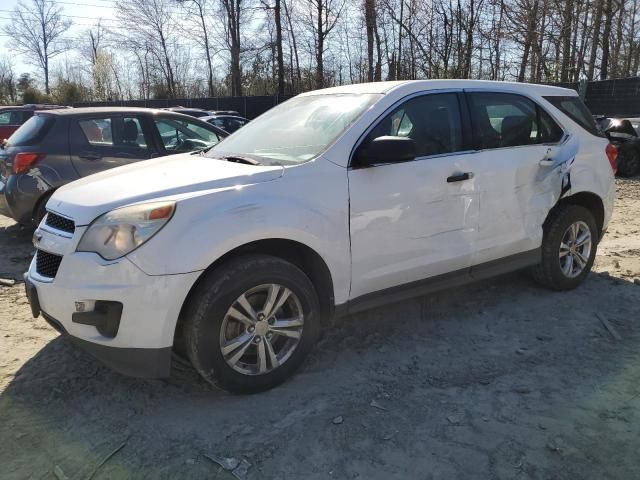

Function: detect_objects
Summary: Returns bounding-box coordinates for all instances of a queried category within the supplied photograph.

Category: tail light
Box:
[605,143,618,173]
[12,153,44,174]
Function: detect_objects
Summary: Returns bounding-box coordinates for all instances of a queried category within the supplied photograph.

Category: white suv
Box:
[25,80,616,393]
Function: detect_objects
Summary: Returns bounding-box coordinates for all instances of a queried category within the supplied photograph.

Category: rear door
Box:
[70,114,157,177]
[463,91,571,265]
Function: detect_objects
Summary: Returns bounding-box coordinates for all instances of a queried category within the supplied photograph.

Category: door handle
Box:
[539,159,554,167]
[79,152,101,161]
[447,172,473,183]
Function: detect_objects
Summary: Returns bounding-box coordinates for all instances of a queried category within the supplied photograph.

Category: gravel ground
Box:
[1,179,639,480]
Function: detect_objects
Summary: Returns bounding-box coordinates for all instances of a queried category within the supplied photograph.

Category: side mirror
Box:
[355,136,417,166]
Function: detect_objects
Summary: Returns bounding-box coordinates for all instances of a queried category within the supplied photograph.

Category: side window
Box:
[78,117,149,149]
[365,93,463,157]
[154,117,221,152]
[468,92,564,149]
[0,112,10,125]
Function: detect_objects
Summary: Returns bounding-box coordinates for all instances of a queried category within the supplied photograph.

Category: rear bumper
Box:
[41,311,172,378]
[0,177,11,217]
[0,174,42,224]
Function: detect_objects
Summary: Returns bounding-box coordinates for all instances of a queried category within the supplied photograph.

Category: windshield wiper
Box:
[219,155,261,166]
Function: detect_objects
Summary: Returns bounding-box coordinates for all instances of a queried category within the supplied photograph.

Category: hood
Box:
[48,153,284,225]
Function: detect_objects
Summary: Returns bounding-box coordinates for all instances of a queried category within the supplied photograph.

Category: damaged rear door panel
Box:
[464,90,578,265]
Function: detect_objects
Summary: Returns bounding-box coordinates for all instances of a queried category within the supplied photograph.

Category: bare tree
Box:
[2,0,71,94]
[178,0,217,96]
[115,0,179,97]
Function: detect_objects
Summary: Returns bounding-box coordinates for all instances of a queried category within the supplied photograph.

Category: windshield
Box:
[207,93,380,164]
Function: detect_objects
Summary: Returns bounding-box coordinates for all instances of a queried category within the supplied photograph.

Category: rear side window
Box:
[543,96,602,137]
[78,117,149,149]
[7,114,54,146]
[468,92,564,149]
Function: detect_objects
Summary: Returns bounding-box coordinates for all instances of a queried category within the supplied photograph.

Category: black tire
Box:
[183,254,320,394]
[531,204,598,291]
[616,145,640,177]
[32,190,54,227]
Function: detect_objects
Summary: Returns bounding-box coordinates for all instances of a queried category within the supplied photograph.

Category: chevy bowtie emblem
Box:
[32,232,42,247]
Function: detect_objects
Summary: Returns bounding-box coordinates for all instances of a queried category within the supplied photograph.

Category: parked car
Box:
[163,107,212,118]
[0,104,69,140]
[0,107,227,226]
[595,116,640,177]
[25,80,615,393]
[201,114,249,133]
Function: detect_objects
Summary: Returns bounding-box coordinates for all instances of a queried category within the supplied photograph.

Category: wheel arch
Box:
[172,238,335,353]
[552,191,605,240]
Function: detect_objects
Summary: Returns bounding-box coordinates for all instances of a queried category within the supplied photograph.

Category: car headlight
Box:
[77,201,176,260]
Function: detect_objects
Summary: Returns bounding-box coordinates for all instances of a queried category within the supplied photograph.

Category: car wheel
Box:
[617,147,640,177]
[531,204,598,290]
[33,190,54,228]
[183,254,320,394]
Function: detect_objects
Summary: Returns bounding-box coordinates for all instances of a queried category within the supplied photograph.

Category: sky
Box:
[0,0,118,76]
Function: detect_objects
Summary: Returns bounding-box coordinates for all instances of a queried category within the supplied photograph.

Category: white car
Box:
[25,80,616,393]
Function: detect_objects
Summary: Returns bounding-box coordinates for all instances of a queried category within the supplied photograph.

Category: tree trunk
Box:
[365,0,375,81]
[518,0,539,82]
[600,0,613,80]
[559,0,573,82]
[316,0,324,88]
[587,0,604,80]
[275,0,285,94]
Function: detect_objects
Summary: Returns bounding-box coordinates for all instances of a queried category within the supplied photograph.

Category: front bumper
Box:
[26,229,201,378]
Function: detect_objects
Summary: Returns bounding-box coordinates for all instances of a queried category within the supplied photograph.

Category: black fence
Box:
[73,95,294,119]
[75,77,640,119]
[550,77,640,117]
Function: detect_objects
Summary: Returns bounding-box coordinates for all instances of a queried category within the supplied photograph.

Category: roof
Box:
[298,79,577,97]
[0,104,68,111]
[38,106,178,116]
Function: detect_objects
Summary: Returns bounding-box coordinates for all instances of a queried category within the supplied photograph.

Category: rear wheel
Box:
[532,204,598,290]
[183,254,320,394]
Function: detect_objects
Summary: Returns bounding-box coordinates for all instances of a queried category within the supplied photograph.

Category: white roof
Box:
[298,79,577,97]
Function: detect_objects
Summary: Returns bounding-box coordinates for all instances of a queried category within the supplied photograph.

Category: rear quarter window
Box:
[7,114,55,146]
[543,96,603,137]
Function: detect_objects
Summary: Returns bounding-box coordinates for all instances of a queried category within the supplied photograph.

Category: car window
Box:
[468,92,564,149]
[78,117,149,149]
[7,114,55,146]
[0,112,10,125]
[364,93,463,157]
[543,95,603,137]
[155,117,221,152]
[225,118,247,133]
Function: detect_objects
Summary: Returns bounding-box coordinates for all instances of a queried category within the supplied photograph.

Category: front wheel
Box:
[183,254,320,394]
[531,204,598,290]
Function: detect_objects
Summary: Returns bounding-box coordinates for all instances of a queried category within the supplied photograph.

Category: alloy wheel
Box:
[558,220,592,279]
[219,284,304,375]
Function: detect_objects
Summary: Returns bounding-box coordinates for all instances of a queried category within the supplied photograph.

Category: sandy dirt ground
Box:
[1,179,639,480]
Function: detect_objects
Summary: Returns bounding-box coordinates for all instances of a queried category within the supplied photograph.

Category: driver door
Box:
[348,92,480,300]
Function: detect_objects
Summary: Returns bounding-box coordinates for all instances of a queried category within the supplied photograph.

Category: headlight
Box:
[77,201,175,260]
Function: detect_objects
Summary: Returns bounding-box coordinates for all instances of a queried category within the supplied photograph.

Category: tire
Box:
[183,254,320,394]
[616,146,640,177]
[531,204,598,290]
[32,190,54,228]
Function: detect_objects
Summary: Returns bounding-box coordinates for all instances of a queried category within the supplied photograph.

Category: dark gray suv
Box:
[0,107,227,226]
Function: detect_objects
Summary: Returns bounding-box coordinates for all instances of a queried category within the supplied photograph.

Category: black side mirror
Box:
[355,136,417,166]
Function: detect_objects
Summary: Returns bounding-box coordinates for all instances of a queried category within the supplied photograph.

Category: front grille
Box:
[45,212,75,234]
[36,250,63,279]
